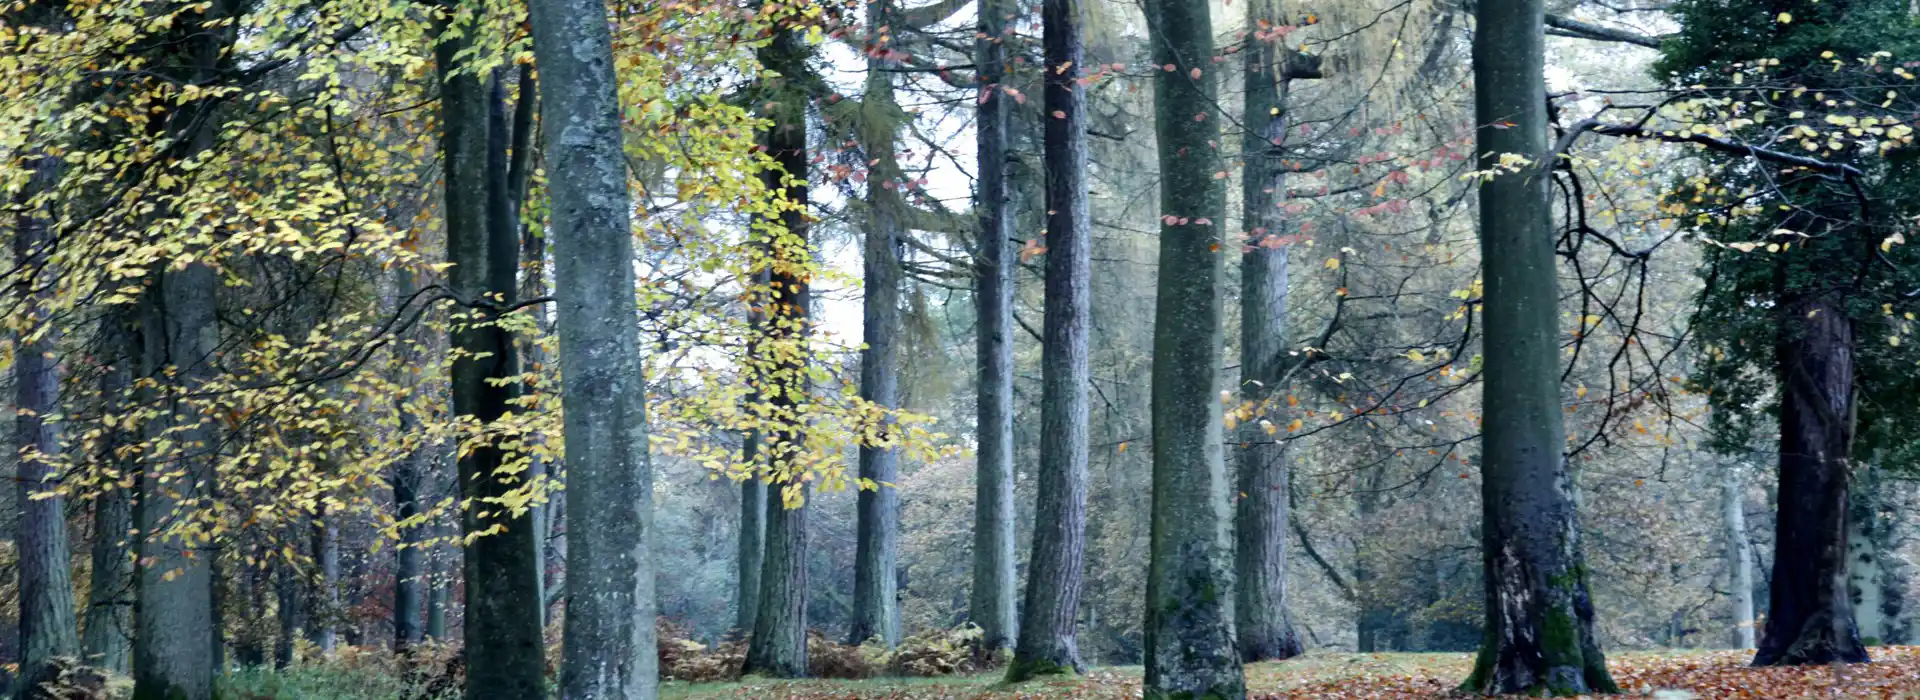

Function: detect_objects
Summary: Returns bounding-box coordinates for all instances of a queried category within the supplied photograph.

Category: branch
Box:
[1544,13,1666,49]
[1559,119,1865,179]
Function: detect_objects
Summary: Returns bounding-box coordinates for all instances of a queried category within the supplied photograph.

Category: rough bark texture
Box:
[743,17,813,678]
[1723,466,1756,649]
[14,152,81,695]
[1462,0,1616,692]
[527,0,662,692]
[851,0,904,649]
[1007,0,1092,683]
[1753,292,1867,665]
[1232,0,1303,665]
[435,9,548,696]
[1142,1,1245,697]
[969,0,1019,654]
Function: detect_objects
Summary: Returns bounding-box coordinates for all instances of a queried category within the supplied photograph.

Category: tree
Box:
[744,7,816,677]
[969,0,1020,655]
[1460,0,1615,692]
[851,0,905,649]
[1232,0,1314,664]
[1722,465,1756,649]
[434,3,546,695]
[527,0,661,691]
[12,85,81,697]
[1007,0,1092,682]
[1142,0,1244,696]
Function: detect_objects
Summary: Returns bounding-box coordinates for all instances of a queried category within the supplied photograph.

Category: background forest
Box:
[2,0,1919,697]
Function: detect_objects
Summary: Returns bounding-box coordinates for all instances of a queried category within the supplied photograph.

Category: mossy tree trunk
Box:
[1461,0,1616,693]
[969,0,1020,655]
[1142,0,1245,697]
[1008,0,1092,682]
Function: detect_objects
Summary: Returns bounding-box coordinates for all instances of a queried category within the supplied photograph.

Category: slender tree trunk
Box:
[736,437,765,637]
[1847,460,1895,646]
[1753,291,1866,665]
[850,0,904,649]
[308,512,340,653]
[394,436,427,649]
[1723,465,1756,649]
[274,557,300,669]
[743,15,814,678]
[1461,0,1615,692]
[1007,0,1092,682]
[13,151,81,693]
[527,0,661,693]
[969,0,1019,654]
[435,8,547,695]
[1233,0,1304,664]
[83,317,136,674]
[1141,2,1243,697]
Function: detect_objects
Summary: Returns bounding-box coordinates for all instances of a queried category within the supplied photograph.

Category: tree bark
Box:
[850,0,905,649]
[83,316,136,674]
[736,439,765,637]
[1233,0,1304,665]
[131,8,227,696]
[969,0,1019,655]
[1752,290,1867,665]
[1007,0,1092,683]
[307,511,339,653]
[1142,1,1244,697]
[434,7,547,695]
[527,0,662,692]
[1461,0,1616,692]
[13,150,81,695]
[1723,465,1756,649]
[743,15,813,678]
[393,414,427,649]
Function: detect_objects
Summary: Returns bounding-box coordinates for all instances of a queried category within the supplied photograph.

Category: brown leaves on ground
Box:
[662,647,1920,700]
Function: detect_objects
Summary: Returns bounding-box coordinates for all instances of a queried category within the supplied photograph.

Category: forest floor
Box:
[662,647,1920,699]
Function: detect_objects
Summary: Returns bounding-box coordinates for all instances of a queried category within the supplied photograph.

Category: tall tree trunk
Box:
[1462,0,1615,692]
[394,440,427,650]
[1846,460,1900,646]
[850,0,904,650]
[131,7,228,696]
[736,437,765,637]
[527,0,662,693]
[274,556,300,669]
[83,316,136,674]
[13,150,81,693]
[1142,1,1243,697]
[969,0,1019,654]
[1751,290,1866,665]
[435,8,547,695]
[1007,0,1092,683]
[1752,292,1865,665]
[743,15,813,678]
[1233,0,1304,664]
[1723,465,1756,649]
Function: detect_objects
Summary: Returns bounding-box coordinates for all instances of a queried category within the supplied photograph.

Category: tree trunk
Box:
[308,512,340,653]
[274,558,300,669]
[969,0,1019,655]
[743,16,813,678]
[1462,0,1616,692]
[435,9,547,695]
[851,0,905,650]
[83,317,136,674]
[527,0,662,692]
[1723,465,1756,649]
[13,150,81,694]
[1142,1,1244,697]
[394,432,427,649]
[1750,292,1866,666]
[736,438,765,637]
[1007,0,1092,683]
[1233,0,1304,664]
